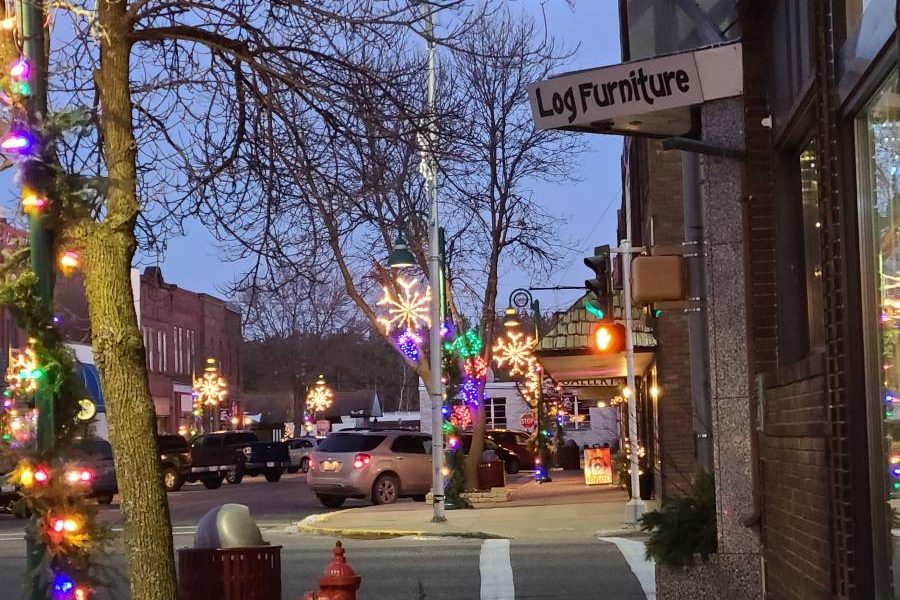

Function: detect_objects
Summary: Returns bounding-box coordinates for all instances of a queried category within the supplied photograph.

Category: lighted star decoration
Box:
[307,377,334,413]
[492,330,536,376]
[377,277,431,334]
[194,359,228,406]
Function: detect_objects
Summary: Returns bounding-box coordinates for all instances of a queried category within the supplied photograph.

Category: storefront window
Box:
[859,69,900,596]
[800,139,826,349]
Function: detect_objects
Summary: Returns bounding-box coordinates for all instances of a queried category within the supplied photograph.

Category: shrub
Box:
[638,471,717,566]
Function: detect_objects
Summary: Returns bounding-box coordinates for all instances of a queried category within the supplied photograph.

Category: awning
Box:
[536,348,656,382]
[77,363,105,413]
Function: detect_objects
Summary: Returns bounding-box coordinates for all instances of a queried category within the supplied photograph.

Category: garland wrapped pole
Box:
[17,0,56,594]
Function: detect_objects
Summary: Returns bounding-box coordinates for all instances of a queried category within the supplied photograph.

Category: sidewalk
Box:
[298,471,658,541]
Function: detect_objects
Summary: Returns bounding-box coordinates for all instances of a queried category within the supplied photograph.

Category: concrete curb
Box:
[296,511,505,540]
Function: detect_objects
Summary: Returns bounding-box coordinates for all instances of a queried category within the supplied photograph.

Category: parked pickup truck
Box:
[191,431,290,484]
[186,432,245,490]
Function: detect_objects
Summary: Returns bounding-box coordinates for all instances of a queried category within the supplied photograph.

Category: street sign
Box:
[520,413,536,430]
[528,43,743,136]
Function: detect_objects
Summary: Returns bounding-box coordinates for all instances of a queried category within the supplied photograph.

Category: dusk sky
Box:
[141,2,625,316]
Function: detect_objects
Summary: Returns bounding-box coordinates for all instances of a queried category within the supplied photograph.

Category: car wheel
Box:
[96,493,114,505]
[372,473,400,505]
[202,475,224,490]
[412,494,427,502]
[264,469,282,483]
[317,494,346,509]
[300,457,310,473]
[505,457,521,475]
[162,467,184,492]
[226,468,244,484]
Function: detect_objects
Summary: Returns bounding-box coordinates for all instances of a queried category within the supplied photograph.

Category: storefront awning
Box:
[536,348,656,381]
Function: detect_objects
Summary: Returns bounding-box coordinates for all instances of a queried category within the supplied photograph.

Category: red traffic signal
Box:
[591,323,625,353]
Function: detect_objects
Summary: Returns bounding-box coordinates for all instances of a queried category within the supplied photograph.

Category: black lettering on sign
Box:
[535,63,696,123]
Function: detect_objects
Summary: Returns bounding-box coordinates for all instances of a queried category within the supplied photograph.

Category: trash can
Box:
[556,445,580,470]
[477,460,505,490]
[178,504,282,600]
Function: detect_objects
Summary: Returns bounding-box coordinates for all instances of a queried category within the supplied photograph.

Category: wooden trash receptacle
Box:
[178,545,281,600]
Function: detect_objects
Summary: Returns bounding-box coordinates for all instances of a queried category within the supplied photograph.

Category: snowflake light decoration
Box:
[396,330,423,361]
[492,330,536,376]
[194,359,228,406]
[307,376,334,413]
[377,277,431,333]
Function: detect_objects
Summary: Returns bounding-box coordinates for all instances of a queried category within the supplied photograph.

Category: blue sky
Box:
[135,2,624,316]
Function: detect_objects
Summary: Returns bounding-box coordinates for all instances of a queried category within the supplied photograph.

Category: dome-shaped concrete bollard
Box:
[302,541,361,600]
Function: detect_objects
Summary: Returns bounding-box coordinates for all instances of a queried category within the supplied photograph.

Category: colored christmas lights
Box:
[463,356,488,380]
[58,251,81,275]
[443,329,483,359]
[0,129,35,152]
[395,329,422,361]
[21,189,47,214]
[377,277,431,333]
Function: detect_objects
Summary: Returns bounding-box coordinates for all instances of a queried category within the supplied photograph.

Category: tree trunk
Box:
[85,2,178,599]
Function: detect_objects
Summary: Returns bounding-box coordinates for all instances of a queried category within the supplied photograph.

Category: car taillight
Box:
[308,457,316,470]
[352,453,371,469]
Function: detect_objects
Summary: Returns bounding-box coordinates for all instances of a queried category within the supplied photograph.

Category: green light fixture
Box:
[388,232,416,269]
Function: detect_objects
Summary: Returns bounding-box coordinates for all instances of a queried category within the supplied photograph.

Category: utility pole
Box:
[421,6,445,523]
[19,0,55,595]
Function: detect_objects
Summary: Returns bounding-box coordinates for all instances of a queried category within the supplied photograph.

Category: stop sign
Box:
[520,413,536,430]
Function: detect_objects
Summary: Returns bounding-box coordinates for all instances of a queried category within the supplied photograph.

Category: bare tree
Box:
[221,7,584,486]
[44,1,487,598]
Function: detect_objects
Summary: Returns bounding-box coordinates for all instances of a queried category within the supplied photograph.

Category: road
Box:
[0,474,649,599]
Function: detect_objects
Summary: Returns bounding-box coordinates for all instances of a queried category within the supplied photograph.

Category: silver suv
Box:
[307,430,432,508]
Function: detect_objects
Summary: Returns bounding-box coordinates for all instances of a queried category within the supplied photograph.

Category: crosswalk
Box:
[0,528,652,599]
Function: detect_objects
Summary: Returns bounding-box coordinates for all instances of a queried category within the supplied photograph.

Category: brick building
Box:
[611,0,899,598]
[138,267,242,433]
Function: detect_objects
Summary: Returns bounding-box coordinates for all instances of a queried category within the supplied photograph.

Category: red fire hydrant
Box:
[302,541,361,600]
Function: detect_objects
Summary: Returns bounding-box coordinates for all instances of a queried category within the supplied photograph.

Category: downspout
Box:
[682,150,714,472]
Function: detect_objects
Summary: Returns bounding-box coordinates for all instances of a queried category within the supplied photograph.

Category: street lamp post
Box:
[388,4,446,523]
[504,288,551,483]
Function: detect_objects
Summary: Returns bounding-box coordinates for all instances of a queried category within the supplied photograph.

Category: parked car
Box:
[308,430,432,508]
[192,431,290,485]
[461,434,522,474]
[0,472,17,513]
[485,429,537,472]
[74,439,118,505]
[287,437,318,473]
[158,434,193,492]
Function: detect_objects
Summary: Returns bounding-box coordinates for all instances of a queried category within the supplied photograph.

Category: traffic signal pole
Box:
[619,170,646,524]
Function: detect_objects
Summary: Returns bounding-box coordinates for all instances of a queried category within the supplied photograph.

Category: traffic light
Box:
[591,322,625,353]
[584,245,611,319]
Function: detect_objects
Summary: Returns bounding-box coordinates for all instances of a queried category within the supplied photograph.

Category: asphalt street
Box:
[0,474,648,599]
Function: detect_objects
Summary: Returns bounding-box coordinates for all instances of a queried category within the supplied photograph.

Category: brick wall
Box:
[639,139,698,498]
[762,356,832,600]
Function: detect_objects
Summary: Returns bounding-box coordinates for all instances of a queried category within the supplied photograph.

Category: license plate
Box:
[266,462,275,467]
[322,461,337,472]
[1,484,14,493]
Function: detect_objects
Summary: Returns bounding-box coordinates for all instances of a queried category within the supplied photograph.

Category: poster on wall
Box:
[316,419,330,438]
[584,447,612,485]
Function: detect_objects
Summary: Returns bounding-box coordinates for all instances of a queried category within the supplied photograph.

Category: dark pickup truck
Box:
[191,431,290,485]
